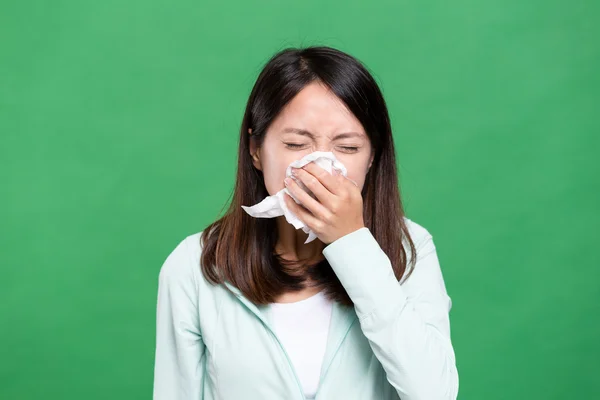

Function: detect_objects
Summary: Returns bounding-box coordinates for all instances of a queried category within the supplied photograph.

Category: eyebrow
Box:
[281,128,365,140]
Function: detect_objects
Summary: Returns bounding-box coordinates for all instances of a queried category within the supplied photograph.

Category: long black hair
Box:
[200,46,417,306]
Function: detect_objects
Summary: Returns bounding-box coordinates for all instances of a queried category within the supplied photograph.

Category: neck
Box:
[275,216,324,262]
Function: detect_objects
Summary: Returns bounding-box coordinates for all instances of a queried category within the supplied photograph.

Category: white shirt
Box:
[265,290,333,399]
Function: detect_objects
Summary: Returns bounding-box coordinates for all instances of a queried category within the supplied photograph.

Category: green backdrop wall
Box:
[1,1,598,399]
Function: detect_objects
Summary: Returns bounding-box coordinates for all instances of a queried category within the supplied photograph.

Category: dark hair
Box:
[199,46,417,306]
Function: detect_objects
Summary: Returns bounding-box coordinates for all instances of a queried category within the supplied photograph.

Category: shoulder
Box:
[403,217,433,242]
[402,216,436,263]
[158,231,205,286]
[401,218,451,304]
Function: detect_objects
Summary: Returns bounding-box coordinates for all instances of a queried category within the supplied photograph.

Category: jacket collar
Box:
[223,281,358,379]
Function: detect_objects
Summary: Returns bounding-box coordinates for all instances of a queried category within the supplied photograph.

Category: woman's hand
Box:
[283,162,365,245]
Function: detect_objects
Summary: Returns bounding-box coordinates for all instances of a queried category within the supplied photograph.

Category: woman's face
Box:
[251,81,374,197]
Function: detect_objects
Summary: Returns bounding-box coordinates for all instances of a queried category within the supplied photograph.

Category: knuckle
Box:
[330,201,340,214]
[313,220,324,232]
[323,212,334,224]
[306,176,318,187]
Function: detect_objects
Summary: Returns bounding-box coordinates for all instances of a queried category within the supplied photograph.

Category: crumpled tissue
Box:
[241,151,348,244]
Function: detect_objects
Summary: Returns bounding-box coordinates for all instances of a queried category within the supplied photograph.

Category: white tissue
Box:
[241,151,348,244]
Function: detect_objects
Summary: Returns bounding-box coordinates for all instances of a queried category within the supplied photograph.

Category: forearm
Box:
[323,227,459,399]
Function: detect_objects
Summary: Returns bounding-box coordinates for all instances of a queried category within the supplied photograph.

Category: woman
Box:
[153,46,459,400]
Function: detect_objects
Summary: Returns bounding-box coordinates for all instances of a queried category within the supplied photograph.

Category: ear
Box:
[249,138,262,171]
[368,152,374,170]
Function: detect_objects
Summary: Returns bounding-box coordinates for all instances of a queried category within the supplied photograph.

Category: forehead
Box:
[270,82,365,135]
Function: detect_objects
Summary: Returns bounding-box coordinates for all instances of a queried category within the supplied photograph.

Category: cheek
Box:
[342,157,371,189]
[260,153,296,196]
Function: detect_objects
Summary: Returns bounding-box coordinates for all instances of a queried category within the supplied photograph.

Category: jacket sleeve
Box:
[322,226,459,400]
[153,236,206,400]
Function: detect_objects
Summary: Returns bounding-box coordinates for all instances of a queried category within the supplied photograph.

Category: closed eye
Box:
[284,143,359,152]
[284,143,306,149]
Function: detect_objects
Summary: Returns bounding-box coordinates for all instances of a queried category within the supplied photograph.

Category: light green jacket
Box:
[153,218,458,399]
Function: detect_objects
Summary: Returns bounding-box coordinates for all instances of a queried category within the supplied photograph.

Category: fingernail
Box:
[284,177,291,186]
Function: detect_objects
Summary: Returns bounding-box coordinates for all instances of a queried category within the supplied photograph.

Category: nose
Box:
[313,142,334,153]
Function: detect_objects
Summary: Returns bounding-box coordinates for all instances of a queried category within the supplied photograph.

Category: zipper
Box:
[224,283,306,400]
[313,317,358,399]
[262,315,309,400]
[224,281,358,400]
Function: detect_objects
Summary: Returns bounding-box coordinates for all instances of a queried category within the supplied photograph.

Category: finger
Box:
[330,167,359,189]
[283,192,322,231]
[291,167,335,208]
[300,162,345,196]
[284,177,331,221]
[342,175,359,187]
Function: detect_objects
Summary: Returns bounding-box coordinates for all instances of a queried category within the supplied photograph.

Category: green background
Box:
[1,0,598,398]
